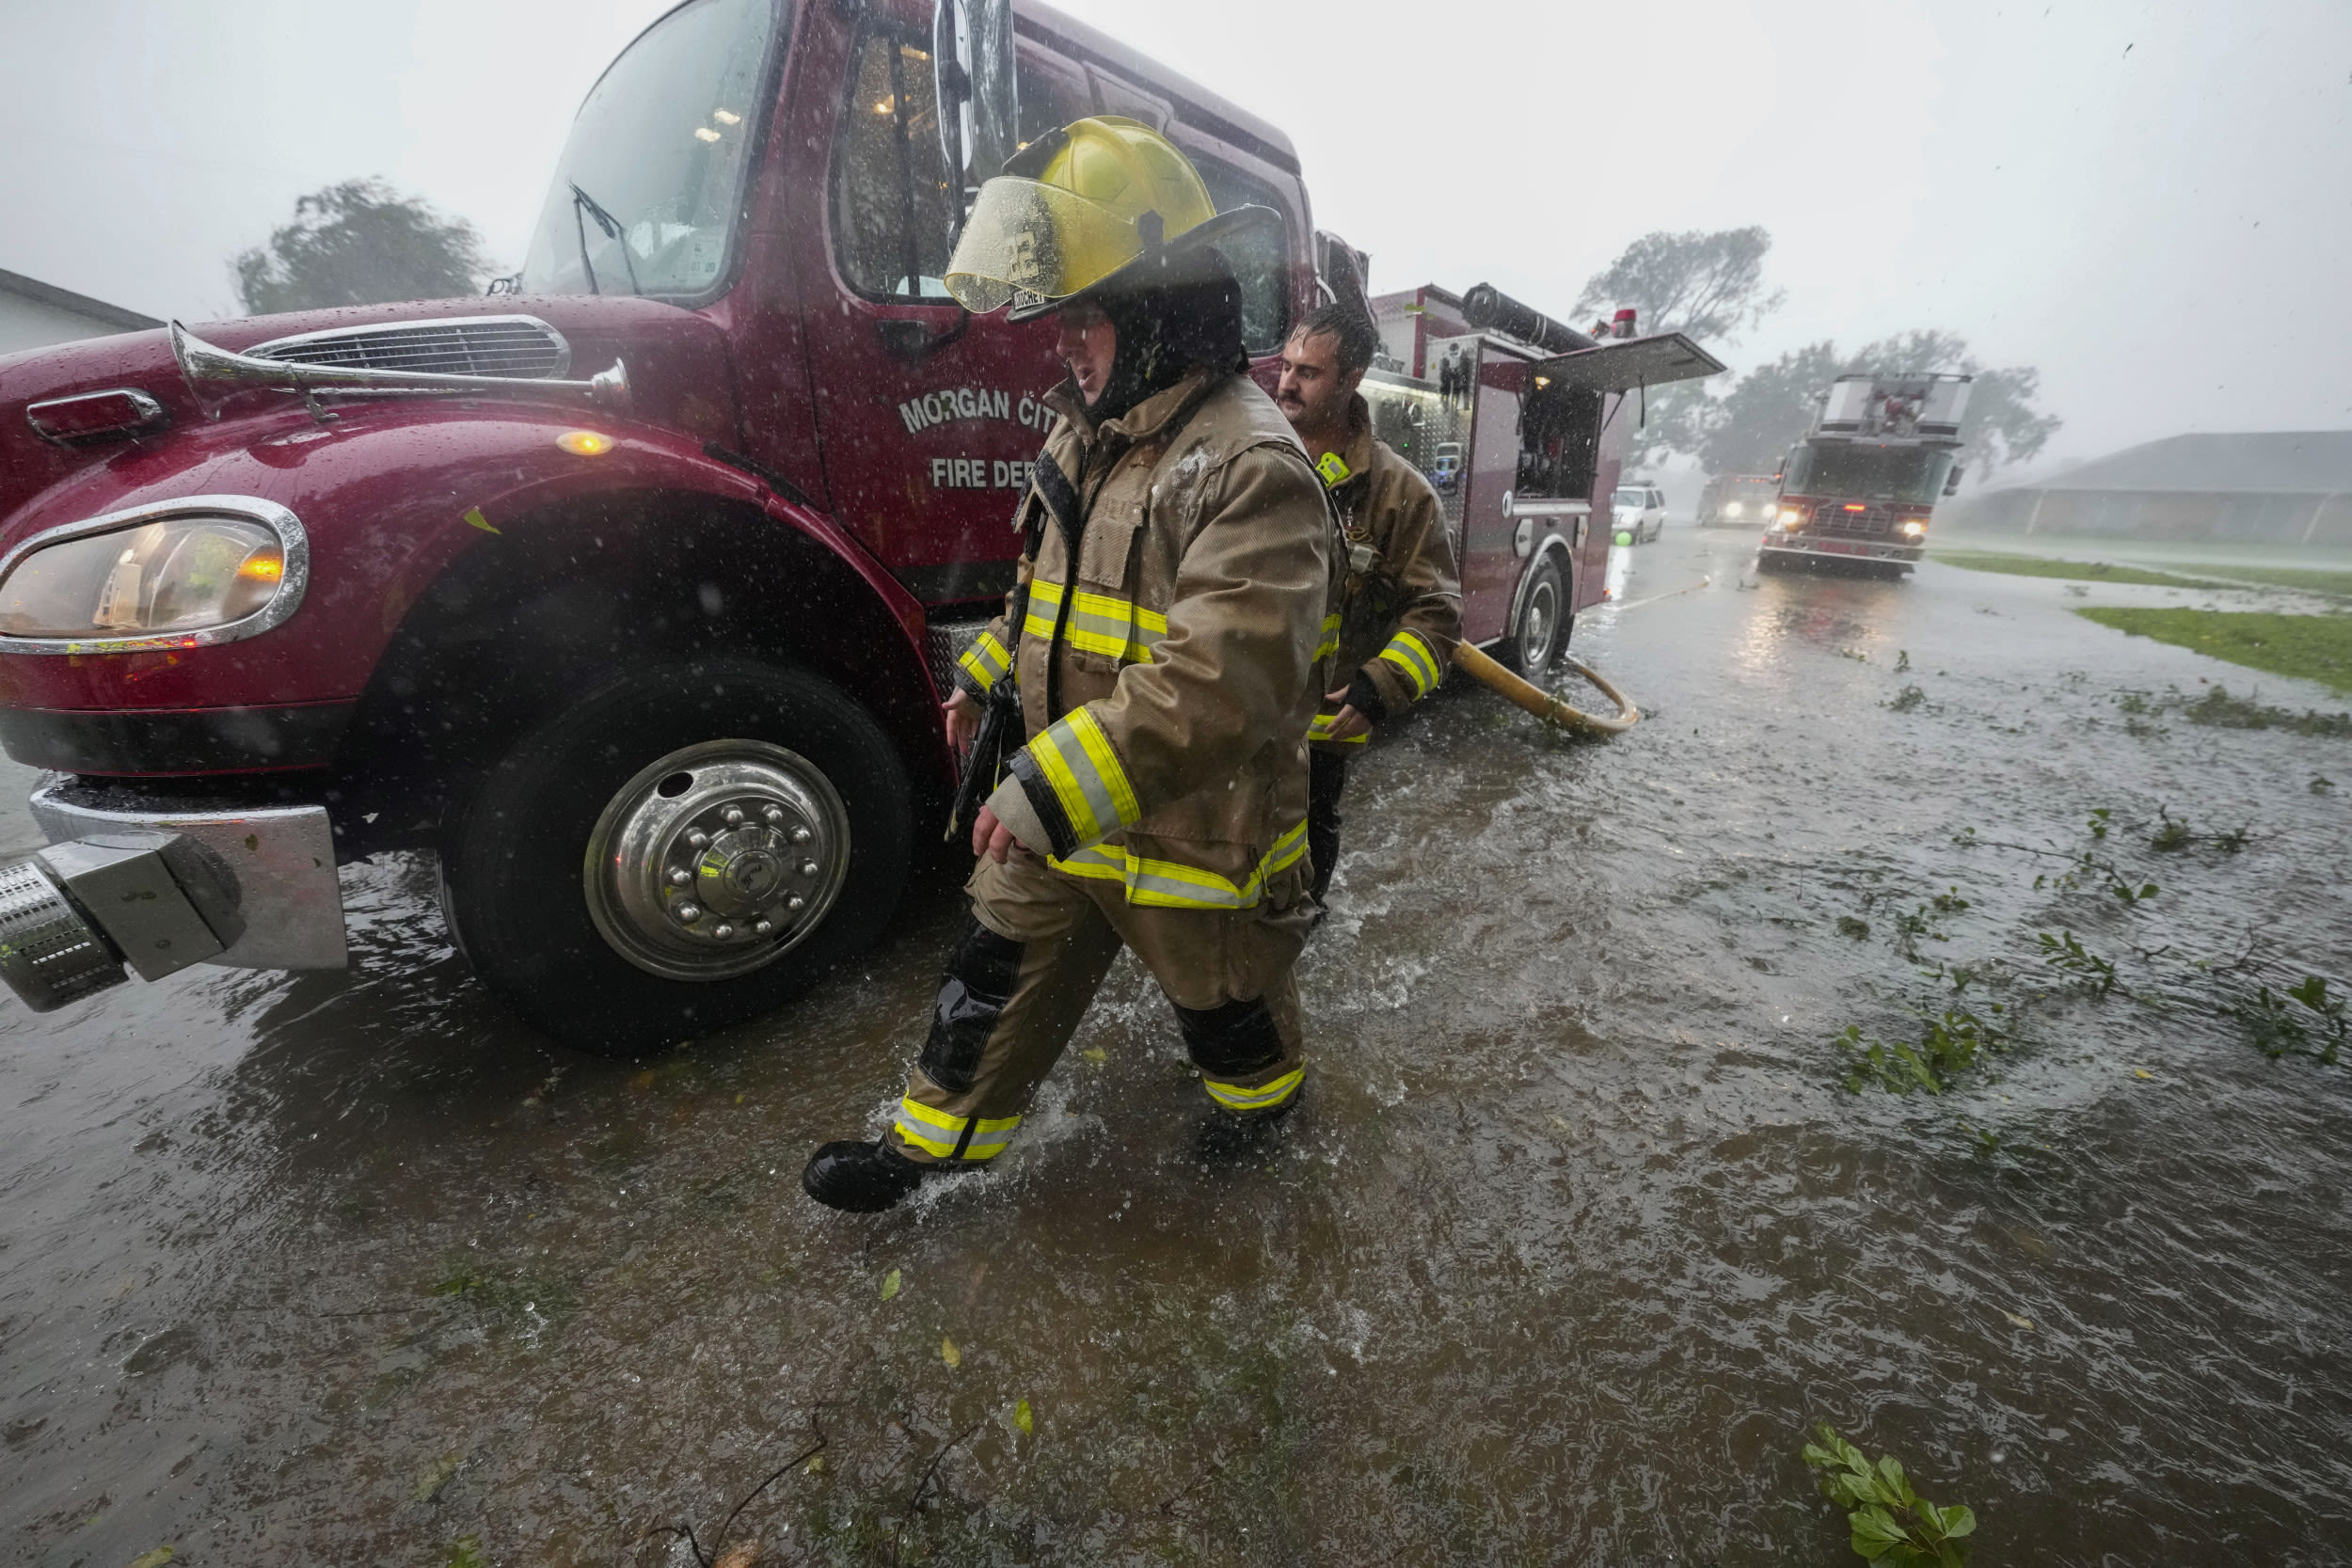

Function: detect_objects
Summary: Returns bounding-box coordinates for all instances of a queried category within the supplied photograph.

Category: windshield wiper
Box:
[569,182,643,297]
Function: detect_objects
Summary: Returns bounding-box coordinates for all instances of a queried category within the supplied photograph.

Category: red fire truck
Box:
[1756,372,1971,577]
[0,0,1716,1051]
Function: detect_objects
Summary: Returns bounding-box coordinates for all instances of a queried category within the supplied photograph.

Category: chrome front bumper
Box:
[1759,533,1923,564]
[27,775,345,971]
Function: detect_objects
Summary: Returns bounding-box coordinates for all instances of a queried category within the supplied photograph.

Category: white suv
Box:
[1612,483,1667,544]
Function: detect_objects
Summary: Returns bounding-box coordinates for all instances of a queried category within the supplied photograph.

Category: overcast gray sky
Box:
[3,0,2345,466]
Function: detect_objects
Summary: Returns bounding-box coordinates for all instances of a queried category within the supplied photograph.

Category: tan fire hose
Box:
[1453,642,1641,735]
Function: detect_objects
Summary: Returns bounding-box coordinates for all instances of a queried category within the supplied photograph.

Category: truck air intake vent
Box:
[245,315,572,380]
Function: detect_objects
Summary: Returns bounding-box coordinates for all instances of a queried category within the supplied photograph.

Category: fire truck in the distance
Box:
[0,0,1716,1053]
[1756,372,1971,578]
[1695,470,1782,528]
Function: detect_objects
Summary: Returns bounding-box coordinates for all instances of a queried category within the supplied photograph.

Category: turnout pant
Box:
[887,848,1316,1167]
[1307,749,1350,906]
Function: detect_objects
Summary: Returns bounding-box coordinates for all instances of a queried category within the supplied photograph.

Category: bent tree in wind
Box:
[233,177,495,314]
[1570,227,2059,483]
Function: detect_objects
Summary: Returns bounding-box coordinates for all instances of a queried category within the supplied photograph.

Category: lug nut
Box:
[763,805,785,825]
[674,903,703,924]
[712,922,736,940]
[753,919,774,936]
[723,807,745,826]
[669,868,691,887]
[787,895,805,912]
[687,831,709,850]
[790,826,812,845]
[800,860,819,878]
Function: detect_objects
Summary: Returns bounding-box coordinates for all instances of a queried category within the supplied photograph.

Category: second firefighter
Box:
[1275,304,1465,907]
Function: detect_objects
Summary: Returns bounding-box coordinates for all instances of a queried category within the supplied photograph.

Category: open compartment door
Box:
[1530,332,1725,393]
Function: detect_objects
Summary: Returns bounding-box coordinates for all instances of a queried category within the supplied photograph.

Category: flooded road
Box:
[6,529,2349,1566]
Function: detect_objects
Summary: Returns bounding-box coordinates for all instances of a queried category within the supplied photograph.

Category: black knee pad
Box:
[917,915,1025,1093]
[1170,995,1285,1078]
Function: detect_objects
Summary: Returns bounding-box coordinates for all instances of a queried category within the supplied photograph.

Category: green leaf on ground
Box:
[410,1450,464,1503]
[1014,1398,1033,1433]
[880,1268,900,1302]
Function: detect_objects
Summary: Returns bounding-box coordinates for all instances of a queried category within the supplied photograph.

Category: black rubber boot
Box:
[802,1139,928,1212]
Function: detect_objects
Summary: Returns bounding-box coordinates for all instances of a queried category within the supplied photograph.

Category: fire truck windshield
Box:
[516,0,782,300]
[1783,442,1955,504]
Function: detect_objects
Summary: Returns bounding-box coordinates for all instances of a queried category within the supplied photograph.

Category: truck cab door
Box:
[786,0,1082,609]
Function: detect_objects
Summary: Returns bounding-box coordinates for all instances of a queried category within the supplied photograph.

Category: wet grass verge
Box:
[2172,563,2352,597]
[2076,607,2352,694]
[1930,550,2213,587]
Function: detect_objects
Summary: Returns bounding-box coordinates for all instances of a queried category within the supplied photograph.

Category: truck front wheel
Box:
[438,657,912,1054]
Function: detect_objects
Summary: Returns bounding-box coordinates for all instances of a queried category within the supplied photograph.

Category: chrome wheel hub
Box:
[1523,581,1558,663]
[583,739,851,981]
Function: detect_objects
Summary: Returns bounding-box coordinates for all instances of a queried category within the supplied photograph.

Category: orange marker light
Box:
[557,430,615,457]
[238,552,285,582]
[1843,503,1867,512]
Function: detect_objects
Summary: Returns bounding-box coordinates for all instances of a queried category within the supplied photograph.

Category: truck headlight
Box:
[1724,501,1745,518]
[0,497,306,649]
[1900,519,1927,538]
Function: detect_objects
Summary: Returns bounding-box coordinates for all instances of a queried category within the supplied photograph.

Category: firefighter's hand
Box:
[972,803,1029,863]
[1323,685,1373,743]
[944,689,980,753]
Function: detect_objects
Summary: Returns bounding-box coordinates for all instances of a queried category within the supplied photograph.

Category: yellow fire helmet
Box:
[944,116,1281,321]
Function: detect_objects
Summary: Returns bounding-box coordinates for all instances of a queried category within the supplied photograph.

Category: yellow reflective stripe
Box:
[1029,707,1139,843]
[1203,1068,1304,1111]
[1046,818,1309,910]
[1307,710,1372,745]
[894,1098,1021,1161]
[962,1115,1022,1159]
[894,1097,964,1156]
[1377,629,1441,699]
[1313,612,1341,661]
[956,630,1010,692]
[1020,578,1167,662]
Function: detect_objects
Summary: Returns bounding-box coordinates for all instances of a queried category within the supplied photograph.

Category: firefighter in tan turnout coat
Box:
[1276,304,1464,906]
[803,118,1340,1212]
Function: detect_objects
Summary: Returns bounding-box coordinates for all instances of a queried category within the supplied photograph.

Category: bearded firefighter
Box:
[801,118,1340,1212]
[1275,303,1463,909]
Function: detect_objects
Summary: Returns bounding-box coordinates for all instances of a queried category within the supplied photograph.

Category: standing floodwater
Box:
[4,535,2348,1565]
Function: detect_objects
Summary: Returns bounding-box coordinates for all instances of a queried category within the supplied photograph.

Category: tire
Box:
[438,657,912,1055]
[1501,554,1569,676]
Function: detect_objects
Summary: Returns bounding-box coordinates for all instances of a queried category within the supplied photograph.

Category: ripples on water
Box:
[3,538,2348,1565]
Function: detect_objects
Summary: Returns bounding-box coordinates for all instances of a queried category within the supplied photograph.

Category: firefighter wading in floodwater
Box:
[802,118,1341,1212]
[1275,304,1464,907]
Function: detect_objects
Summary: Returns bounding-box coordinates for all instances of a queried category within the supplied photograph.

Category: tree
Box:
[1574,226,1788,470]
[1572,226,1787,344]
[1694,331,2060,484]
[234,179,493,315]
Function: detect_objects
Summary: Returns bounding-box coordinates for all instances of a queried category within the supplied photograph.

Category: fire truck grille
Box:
[246,316,572,379]
[1811,506,1893,540]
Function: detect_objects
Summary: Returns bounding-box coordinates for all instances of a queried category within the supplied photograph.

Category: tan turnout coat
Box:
[1311,392,1464,748]
[952,370,1339,910]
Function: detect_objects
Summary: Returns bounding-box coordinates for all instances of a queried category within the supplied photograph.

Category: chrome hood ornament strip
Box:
[169,321,631,412]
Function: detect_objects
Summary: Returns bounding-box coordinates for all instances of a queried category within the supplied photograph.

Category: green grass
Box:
[2076,608,2352,695]
[2164,564,2352,597]
[1930,550,2211,587]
